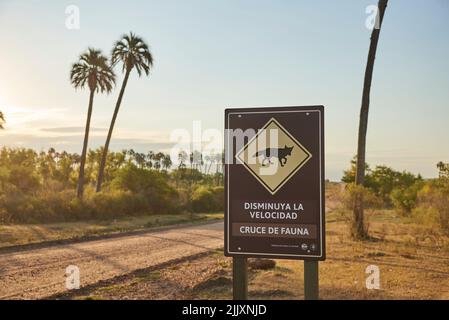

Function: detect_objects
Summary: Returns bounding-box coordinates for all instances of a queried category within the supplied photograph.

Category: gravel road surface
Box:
[0,221,223,299]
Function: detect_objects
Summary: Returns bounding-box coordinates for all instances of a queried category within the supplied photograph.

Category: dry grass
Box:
[40,183,449,300]
[64,208,449,300]
[0,213,223,249]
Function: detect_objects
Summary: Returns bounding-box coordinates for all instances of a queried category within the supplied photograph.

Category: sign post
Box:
[225,106,325,300]
[304,260,319,300]
[232,257,248,300]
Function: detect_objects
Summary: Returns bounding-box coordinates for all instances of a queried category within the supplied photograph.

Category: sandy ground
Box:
[0,221,223,299]
[2,184,449,300]
[59,216,449,300]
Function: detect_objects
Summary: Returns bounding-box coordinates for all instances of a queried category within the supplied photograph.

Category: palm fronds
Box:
[111,32,154,76]
[70,48,116,93]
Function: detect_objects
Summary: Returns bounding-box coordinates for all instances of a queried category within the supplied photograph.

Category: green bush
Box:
[342,159,422,206]
[111,164,180,214]
[0,148,226,224]
[342,183,383,211]
[0,187,179,224]
[88,190,149,219]
[0,190,74,223]
[211,186,224,210]
[413,180,449,232]
[191,185,224,213]
[391,181,423,215]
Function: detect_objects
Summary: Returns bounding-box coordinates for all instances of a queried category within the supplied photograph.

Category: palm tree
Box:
[162,154,172,171]
[178,151,187,170]
[353,0,388,239]
[146,151,155,169]
[96,32,154,192]
[70,48,116,198]
[0,111,5,129]
[437,161,448,178]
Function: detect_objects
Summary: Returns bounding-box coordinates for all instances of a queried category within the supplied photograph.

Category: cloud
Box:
[41,127,108,133]
[0,132,175,153]
[0,105,70,129]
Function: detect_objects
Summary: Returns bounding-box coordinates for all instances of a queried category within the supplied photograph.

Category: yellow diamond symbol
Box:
[235,118,312,195]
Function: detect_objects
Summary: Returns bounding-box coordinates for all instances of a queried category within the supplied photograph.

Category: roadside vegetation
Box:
[0,147,224,224]
[341,158,449,234]
[60,183,449,300]
[0,32,226,226]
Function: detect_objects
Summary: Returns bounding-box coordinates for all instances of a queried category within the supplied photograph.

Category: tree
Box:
[0,111,5,129]
[146,151,155,169]
[70,48,116,198]
[154,152,165,170]
[353,0,388,239]
[96,32,154,192]
[162,154,172,171]
[342,156,371,184]
[438,161,449,179]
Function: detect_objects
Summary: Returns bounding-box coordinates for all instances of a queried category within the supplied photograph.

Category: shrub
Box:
[391,181,423,215]
[0,190,75,223]
[0,187,179,224]
[413,180,449,232]
[342,158,422,206]
[86,190,148,219]
[0,148,225,224]
[111,164,180,214]
[1,164,41,194]
[191,185,224,213]
[211,186,224,211]
[342,183,383,211]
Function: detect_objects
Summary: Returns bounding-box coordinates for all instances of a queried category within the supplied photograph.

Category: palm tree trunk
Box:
[77,89,95,198]
[96,69,131,192]
[353,0,388,239]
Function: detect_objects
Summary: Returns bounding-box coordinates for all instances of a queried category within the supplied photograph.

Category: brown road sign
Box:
[225,106,325,260]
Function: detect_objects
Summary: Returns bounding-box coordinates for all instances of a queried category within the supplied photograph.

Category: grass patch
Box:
[0,212,223,249]
[135,271,162,282]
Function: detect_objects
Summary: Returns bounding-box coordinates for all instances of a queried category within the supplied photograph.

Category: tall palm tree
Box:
[0,111,5,129]
[353,0,388,239]
[96,32,154,192]
[70,48,115,198]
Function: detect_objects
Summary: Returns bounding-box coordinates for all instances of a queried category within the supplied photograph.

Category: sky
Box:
[0,0,448,181]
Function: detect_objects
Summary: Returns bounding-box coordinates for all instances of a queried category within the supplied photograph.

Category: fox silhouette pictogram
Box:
[253,145,294,167]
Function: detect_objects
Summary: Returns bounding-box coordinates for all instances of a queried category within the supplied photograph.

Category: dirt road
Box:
[0,221,223,299]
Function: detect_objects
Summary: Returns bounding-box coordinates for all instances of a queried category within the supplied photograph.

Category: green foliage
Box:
[0,148,41,193]
[0,190,75,223]
[111,164,180,214]
[342,183,383,210]
[342,159,449,232]
[0,147,224,224]
[391,181,423,214]
[413,178,449,232]
[191,186,224,213]
[70,48,116,93]
[341,157,371,184]
[0,190,151,223]
[437,161,449,179]
[342,157,423,206]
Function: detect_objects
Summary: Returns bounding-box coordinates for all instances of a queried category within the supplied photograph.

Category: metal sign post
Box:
[304,260,319,300]
[232,257,248,300]
[225,106,325,300]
